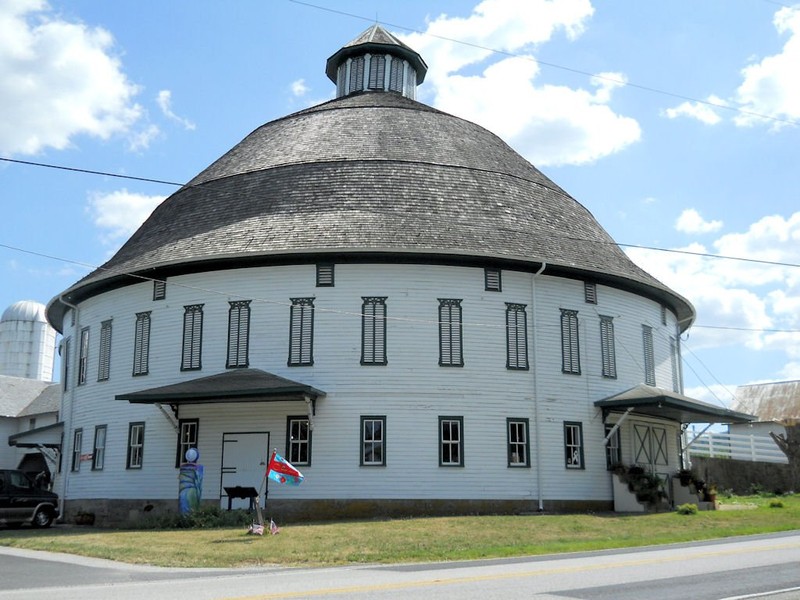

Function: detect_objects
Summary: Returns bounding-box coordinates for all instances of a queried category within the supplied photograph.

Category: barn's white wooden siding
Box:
[58,263,685,503]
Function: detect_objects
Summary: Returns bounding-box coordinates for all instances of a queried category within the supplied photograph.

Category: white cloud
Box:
[290,79,309,97]
[156,90,195,131]
[663,97,724,125]
[675,208,723,234]
[0,0,143,155]
[86,189,164,245]
[626,211,800,366]
[733,6,800,129]
[400,0,641,166]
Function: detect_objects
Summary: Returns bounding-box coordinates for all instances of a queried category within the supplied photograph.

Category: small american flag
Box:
[269,519,280,535]
[248,523,264,536]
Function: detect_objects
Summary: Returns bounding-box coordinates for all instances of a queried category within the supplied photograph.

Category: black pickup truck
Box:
[0,469,59,528]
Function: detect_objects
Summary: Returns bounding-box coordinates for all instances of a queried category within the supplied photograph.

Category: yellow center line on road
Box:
[231,541,800,599]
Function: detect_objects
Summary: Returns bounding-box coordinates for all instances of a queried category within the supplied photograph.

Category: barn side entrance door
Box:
[633,423,671,502]
[220,431,270,510]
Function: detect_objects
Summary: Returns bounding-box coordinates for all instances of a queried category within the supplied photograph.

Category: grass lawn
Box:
[1,495,799,568]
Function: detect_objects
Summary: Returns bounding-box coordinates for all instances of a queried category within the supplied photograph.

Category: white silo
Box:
[0,301,57,381]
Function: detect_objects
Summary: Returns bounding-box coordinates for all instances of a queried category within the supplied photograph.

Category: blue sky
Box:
[1,0,798,408]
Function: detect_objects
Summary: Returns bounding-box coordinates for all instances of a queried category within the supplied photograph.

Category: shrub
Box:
[768,499,784,509]
[676,503,698,515]
[136,506,254,529]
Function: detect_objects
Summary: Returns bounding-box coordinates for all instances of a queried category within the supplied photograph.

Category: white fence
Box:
[688,431,788,464]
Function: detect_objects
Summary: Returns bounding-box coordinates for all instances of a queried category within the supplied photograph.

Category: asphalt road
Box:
[1,531,799,599]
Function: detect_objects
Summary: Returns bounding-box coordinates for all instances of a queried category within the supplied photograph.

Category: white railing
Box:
[688,431,788,464]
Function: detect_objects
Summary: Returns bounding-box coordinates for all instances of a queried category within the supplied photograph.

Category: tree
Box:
[769,419,800,492]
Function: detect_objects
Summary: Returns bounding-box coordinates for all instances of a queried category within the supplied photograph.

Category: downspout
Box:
[58,294,79,522]
[531,262,546,512]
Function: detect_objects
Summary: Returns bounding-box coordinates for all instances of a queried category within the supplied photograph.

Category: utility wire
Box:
[286,0,800,127]
[0,157,185,187]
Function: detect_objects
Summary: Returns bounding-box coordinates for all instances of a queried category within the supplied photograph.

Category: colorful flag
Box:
[270,519,280,535]
[248,522,264,536]
[267,450,304,485]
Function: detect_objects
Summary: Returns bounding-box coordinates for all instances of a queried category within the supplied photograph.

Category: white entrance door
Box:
[220,431,269,510]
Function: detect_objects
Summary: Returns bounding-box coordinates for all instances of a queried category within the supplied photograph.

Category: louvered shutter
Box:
[289,299,314,366]
[133,313,150,375]
[368,55,385,89]
[98,320,112,381]
[600,316,616,378]
[561,309,580,374]
[182,305,203,370]
[506,304,528,369]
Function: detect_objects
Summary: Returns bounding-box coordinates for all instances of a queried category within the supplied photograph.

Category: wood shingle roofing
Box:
[47,91,694,331]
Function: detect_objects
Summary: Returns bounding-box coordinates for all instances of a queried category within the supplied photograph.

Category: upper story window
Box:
[181,304,204,371]
[153,279,166,301]
[227,301,251,368]
[600,315,617,379]
[438,299,463,367]
[367,54,386,89]
[349,56,365,92]
[506,303,528,370]
[560,309,580,375]
[642,325,655,385]
[485,268,501,292]
[361,297,387,365]
[288,298,314,366]
[77,327,89,385]
[62,337,71,390]
[132,312,151,376]
[97,320,112,381]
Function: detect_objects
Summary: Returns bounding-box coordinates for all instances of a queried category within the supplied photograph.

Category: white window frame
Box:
[360,416,386,466]
[92,425,106,471]
[287,417,311,465]
[439,416,464,467]
[127,422,145,469]
[564,422,584,470]
[507,418,530,467]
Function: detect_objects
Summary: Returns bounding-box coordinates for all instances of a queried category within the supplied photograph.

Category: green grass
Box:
[1,494,799,568]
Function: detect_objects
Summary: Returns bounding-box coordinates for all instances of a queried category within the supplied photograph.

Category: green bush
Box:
[137,506,254,529]
[676,503,698,515]
[768,499,784,509]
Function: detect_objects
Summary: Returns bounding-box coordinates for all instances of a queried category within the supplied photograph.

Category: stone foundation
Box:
[62,497,613,527]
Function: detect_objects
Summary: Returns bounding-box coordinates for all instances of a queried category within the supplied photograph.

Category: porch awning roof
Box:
[8,421,63,449]
[595,384,755,424]
[115,368,326,406]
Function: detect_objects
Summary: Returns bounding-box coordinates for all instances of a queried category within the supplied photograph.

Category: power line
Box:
[0,157,185,187]
[286,0,800,127]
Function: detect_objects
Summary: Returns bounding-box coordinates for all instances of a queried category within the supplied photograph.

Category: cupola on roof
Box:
[326,24,427,99]
[47,27,695,333]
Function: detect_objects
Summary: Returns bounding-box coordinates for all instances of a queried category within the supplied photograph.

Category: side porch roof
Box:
[595,384,755,424]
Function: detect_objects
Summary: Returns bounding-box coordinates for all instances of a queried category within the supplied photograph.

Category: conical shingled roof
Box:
[47,47,694,333]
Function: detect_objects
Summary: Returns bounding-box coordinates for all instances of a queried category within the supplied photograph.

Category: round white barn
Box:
[47,26,752,524]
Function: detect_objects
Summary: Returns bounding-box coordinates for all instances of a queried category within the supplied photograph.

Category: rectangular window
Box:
[181,304,204,371]
[439,416,464,466]
[78,327,89,385]
[507,418,530,467]
[361,297,387,365]
[133,312,151,376]
[584,281,597,304]
[560,309,580,374]
[127,422,145,469]
[286,417,311,465]
[97,320,112,381]
[600,315,617,378]
[62,337,71,391]
[643,325,655,385]
[438,299,463,367]
[484,268,501,291]
[605,424,621,470]
[316,264,334,287]
[670,336,681,393]
[288,298,314,366]
[506,303,529,370]
[361,416,386,466]
[661,305,667,326]
[92,425,107,471]
[227,301,251,368]
[564,422,584,469]
[176,419,199,467]
[153,279,166,301]
[71,428,83,472]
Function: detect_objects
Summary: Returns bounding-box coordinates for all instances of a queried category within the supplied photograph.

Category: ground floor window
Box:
[605,424,621,470]
[287,417,311,465]
[507,418,530,467]
[92,425,106,471]
[176,419,199,467]
[439,416,464,466]
[564,421,584,469]
[71,429,82,472]
[360,416,386,466]
[127,422,145,469]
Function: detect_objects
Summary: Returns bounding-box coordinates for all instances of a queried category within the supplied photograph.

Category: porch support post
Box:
[603,407,635,444]
[305,395,315,430]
